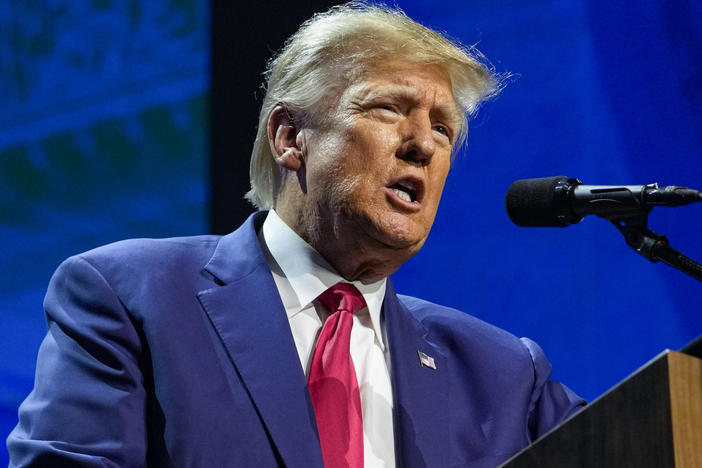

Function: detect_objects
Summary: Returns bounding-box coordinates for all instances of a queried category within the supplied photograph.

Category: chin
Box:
[367,216,428,253]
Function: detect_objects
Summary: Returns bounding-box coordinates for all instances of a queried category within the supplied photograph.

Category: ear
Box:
[267,105,303,171]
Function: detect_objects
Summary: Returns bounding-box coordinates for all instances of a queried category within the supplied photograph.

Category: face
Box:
[278,60,462,280]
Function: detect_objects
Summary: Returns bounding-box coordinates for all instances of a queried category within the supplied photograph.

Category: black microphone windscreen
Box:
[506,176,569,227]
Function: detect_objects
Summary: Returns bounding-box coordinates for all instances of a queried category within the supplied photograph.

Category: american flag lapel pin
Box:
[417,350,436,370]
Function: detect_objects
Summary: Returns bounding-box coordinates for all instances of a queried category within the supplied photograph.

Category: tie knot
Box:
[318,282,366,315]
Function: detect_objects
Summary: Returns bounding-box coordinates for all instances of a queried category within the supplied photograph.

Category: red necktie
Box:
[308,282,365,468]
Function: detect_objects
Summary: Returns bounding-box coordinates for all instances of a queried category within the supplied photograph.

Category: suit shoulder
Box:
[73,235,221,267]
[397,294,524,350]
[54,235,222,293]
[49,235,225,321]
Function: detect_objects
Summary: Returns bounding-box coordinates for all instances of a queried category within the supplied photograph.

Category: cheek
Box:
[436,172,449,200]
[428,164,450,204]
[306,122,400,202]
[329,136,388,189]
[304,132,351,184]
[305,147,365,208]
[351,121,398,158]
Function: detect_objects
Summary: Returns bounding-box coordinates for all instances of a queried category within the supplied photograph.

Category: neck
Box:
[316,240,404,283]
[273,204,410,283]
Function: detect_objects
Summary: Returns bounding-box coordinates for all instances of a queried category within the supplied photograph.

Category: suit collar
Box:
[198,212,324,468]
[385,281,450,467]
[202,211,268,285]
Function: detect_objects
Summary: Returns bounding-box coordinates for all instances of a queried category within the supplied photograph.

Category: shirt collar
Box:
[260,209,387,350]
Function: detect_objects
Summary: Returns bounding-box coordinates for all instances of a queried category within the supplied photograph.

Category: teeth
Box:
[393,188,412,202]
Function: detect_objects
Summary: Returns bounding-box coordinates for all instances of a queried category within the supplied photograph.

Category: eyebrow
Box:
[357,84,463,127]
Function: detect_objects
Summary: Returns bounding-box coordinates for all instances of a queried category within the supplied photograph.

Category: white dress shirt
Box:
[258,210,396,467]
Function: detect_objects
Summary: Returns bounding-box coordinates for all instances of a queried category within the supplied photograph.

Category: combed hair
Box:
[246,1,502,209]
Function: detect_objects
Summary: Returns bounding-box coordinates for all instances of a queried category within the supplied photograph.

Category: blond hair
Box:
[246,1,501,209]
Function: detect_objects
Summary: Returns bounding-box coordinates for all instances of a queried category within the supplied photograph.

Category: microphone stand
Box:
[609,212,702,282]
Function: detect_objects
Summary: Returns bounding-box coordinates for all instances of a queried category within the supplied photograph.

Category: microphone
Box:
[506,176,702,227]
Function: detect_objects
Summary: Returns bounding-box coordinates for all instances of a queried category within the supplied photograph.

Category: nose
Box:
[396,111,435,165]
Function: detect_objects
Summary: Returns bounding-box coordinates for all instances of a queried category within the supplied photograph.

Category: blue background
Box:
[1,0,700,463]
[0,2,209,463]
[393,0,702,406]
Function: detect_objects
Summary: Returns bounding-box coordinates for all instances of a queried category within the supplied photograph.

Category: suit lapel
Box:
[197,213,323,468]
[196,214,451,467]
[384,281,450,467]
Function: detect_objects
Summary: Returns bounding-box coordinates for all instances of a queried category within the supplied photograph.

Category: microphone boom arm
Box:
[609,213,702,282]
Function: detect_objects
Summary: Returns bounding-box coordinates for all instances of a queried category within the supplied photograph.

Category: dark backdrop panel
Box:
[210,0,343,233]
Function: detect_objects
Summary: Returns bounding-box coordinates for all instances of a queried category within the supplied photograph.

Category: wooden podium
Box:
[501,341,702,467]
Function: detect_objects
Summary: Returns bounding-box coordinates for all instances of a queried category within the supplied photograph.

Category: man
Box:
[8,3,584,467]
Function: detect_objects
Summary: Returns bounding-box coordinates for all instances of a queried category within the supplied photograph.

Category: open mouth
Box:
[387,177,423,204]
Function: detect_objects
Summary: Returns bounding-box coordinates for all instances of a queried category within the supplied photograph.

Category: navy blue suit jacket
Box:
[8,212,584,467]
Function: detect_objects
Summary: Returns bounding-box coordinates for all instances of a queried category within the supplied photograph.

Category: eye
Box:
[375,103,397,113]
[433,124,451,139]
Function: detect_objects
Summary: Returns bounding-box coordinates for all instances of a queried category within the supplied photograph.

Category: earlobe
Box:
[268,105,304,171]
